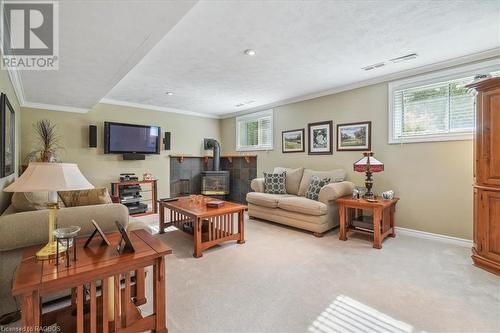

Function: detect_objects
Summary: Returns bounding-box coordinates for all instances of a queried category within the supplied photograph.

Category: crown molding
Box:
[4,64,89,113]
[5,66,26,106]
[99,98,221,119]
[22,101,89,113]
[222,48,500,119]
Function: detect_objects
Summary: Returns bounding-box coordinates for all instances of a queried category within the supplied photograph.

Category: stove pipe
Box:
[204,138,221,171]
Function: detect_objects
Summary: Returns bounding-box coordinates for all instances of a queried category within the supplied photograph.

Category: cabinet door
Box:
[477,88,500,186]
[478,190,500,262]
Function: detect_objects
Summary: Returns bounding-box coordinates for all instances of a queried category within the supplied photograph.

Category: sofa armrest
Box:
[318,181,355,204]
[0,203,129,252]
[250,178,265,192]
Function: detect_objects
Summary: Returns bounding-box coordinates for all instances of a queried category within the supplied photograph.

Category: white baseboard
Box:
[395,227,472,248]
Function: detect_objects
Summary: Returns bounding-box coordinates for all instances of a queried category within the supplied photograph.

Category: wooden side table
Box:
[337,196,399,249]
[12,229,172,333]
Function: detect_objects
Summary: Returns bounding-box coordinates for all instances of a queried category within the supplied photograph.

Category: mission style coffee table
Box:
[159,196,247,258]
[12,229,172,333]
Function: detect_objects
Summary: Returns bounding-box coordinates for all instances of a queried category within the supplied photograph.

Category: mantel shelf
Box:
[169,154,256,164]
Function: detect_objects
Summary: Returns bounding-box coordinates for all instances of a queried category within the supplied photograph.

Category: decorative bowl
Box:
[53,226,81,239]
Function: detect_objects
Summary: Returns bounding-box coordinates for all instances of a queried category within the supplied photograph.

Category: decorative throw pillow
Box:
[58,188,112,207]
[263,172,287,194]
[11,192,66,212]
[305,176,331,201]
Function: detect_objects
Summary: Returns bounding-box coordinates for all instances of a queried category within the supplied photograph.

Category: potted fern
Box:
[25,120,62,163]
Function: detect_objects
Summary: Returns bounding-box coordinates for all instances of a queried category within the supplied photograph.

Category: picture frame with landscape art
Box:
[308,121,333,155]
[337,121,371,151]
[282,129,305,153]
[1,93,15,178]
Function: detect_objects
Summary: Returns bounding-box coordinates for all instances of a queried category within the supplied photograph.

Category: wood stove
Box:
[201,171,229,195]
[202,139,230,196]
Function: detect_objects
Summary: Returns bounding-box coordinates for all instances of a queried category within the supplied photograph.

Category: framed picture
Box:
[337,121,371,151]
[308,121,333,155]
[282,129,305,153]
[1,93,15,178]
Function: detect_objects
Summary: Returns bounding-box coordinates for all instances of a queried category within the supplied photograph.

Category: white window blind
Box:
[236,110,273,151]
[389,62,500,144]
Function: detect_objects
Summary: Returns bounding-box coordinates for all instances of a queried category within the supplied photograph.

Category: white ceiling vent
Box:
[362,53,418,71]
[389,53,418,63]
[362,62,386,71]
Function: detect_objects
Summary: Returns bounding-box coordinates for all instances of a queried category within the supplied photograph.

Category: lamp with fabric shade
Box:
[353,152,384,199]
[4,162,94,259]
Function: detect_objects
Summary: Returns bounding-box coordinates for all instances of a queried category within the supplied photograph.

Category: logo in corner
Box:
[1,0,59,70]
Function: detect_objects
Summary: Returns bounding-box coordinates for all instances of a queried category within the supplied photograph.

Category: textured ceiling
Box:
[17,0,197,109]
[105,0,500,116]
[13,0,500,116]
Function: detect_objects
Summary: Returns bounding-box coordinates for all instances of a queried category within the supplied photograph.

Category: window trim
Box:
[235,109,274,151]
[388,59,500,144]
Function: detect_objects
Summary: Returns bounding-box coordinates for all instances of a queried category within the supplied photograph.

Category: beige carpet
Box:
[136,214,500,333]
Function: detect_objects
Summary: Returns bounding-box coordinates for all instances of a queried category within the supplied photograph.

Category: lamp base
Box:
[363,192,375,199]
[36,241,67,260]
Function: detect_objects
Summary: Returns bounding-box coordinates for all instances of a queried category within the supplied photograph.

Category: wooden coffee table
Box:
[12,229,172,333]
[159,196,247,258]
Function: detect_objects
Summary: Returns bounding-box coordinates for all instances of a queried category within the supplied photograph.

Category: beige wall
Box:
[220,83,473,239]
[0,70,21,213]
[21,104,220,199]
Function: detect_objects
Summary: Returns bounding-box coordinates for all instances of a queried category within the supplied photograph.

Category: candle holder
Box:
[54,226,81,267]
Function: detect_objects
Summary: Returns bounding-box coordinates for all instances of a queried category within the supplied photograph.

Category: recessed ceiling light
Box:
[165,91,174,96]
[244,49,256,56]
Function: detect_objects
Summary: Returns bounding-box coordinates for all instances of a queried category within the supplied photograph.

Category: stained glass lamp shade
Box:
[353,152,384,198]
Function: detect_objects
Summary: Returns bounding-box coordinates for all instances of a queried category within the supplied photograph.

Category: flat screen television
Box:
[104,121,160,154]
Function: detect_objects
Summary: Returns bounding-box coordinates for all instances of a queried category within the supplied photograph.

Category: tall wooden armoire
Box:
[467,77,500,275]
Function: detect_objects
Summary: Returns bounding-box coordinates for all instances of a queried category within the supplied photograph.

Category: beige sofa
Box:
[0,199,132,317]
[247,167,354,236]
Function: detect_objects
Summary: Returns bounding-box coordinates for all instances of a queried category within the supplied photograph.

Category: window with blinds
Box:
[236,110,273,151]
[389,64,500,143]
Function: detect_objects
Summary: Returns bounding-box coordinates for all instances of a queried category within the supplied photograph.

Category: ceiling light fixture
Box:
[165,91,174,96]
[244,49,256,56]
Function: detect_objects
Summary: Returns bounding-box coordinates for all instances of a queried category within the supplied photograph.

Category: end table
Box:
[337,196,399,249]
[12,229,172,332]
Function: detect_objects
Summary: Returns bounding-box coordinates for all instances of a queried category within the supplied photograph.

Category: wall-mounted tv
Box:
[104,121,160,154]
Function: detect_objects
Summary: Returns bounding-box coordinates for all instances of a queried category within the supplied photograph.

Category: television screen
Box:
[104,122,160,154]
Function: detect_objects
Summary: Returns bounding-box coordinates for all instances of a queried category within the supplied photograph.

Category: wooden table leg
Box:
[21,290,40,330]
[237,210,245,244]
[153,257,167,333]
[193,217,203,258]
[339,205,347,241]
[373,208,382,249]
[390,205,396,238]
[159,204,165,234]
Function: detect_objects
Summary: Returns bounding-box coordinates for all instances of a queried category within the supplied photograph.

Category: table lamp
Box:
[353,151,384,199]
[4,162,94,260]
